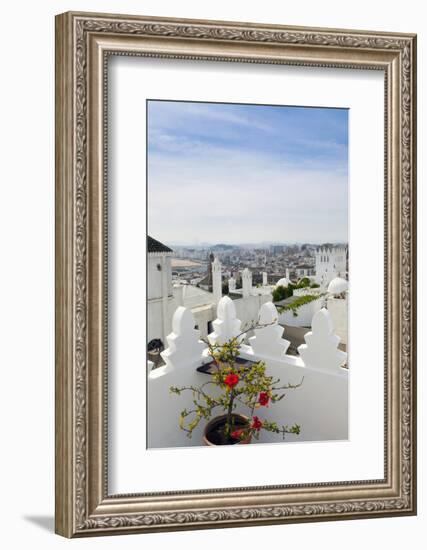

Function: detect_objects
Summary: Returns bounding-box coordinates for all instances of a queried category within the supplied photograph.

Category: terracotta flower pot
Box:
[203,413,252,446]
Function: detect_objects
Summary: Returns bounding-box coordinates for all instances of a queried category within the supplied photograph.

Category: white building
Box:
[314,246,347,287]
[147,236,175,346]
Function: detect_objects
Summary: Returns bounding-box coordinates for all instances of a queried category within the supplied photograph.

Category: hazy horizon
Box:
[160,239,348,248]
[148,100,348,244]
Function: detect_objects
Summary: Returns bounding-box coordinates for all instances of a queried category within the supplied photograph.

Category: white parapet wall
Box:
[148,307,211,448]
[148,298,348,448]
[326,295,348,346]
[293,287,322,297]
[278,295,324,327]
[233,293,272,330]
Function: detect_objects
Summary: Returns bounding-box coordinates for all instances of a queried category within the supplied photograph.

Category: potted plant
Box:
[170,334,302,446]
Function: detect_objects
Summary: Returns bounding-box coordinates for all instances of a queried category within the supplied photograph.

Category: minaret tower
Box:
[206,251,214,291]
[212,257,222,304]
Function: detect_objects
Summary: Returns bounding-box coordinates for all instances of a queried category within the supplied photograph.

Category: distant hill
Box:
[211,244,236,250]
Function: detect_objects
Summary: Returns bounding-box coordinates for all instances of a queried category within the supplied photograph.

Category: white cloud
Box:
[148,148,347,245]
[149,101,274,134]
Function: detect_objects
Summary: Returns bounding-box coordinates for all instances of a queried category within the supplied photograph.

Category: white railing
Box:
[148,296,348,448]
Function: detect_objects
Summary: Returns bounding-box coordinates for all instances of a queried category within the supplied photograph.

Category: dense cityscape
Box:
[169,242,348,290]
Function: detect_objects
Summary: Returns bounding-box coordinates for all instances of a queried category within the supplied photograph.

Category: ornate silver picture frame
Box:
[55,11,417,537]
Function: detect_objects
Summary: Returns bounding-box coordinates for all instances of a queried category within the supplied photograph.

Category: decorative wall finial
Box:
[249,302,290,358]
[298,308,347,371]
[160,307,206,372]
[208,296,245,345]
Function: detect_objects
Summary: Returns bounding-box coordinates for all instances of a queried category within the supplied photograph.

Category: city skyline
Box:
[159,240,348,248]
[148,100,348,244]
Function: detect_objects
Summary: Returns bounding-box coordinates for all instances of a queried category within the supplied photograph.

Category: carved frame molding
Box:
[55,12,416,537]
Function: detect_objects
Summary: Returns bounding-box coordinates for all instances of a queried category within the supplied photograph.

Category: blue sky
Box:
[147,100,348,245]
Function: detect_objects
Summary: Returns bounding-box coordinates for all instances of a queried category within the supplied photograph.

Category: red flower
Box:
[258,392,270,406]
[224,373,239,389]
[231,429,244,440]
[251,416,263,430]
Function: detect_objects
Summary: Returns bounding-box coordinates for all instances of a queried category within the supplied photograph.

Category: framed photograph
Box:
[55,11,417,537]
